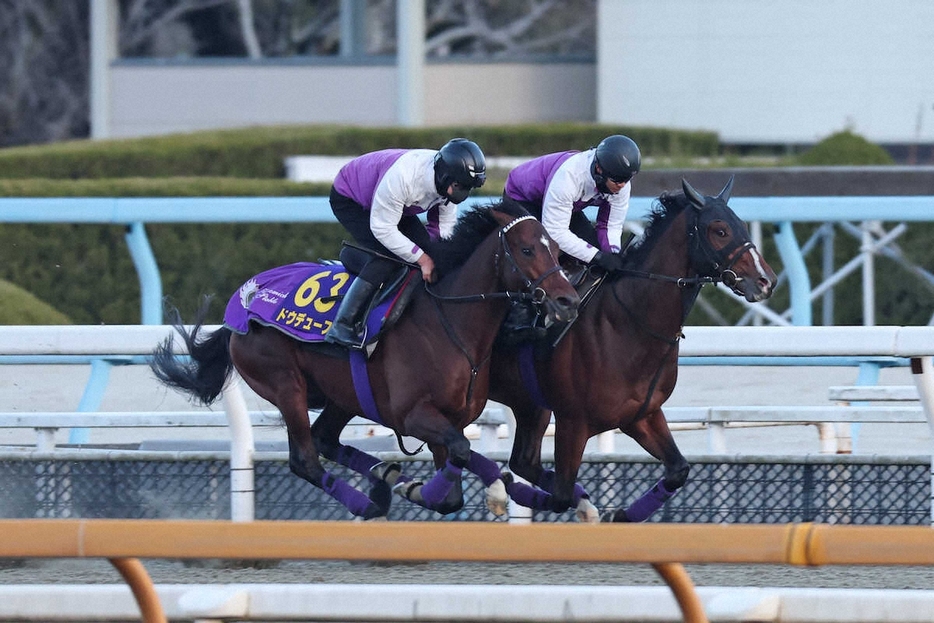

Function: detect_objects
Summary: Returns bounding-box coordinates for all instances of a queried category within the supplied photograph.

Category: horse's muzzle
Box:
[544,295,580,324]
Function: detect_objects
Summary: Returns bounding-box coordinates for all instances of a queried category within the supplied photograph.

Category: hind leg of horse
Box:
[607,408,690,523]
[311,402,396,517]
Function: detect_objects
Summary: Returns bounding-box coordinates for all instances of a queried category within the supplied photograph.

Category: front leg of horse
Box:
[466,450,509,516]
[545,420,599,522]
[498,407,572,517]
[393,427,468,515]
[603,410,690,523]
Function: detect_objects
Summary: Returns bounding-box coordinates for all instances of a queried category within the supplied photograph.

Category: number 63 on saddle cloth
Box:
[223,262,416,347]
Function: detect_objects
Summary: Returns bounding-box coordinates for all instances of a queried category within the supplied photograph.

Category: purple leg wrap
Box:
[467,451,503,487]
[419,460,463,508]
[506,479,553,510]
[335,445,381,481]
[536,469,589,503]
[624,477,676,522]
[321,471,377,517]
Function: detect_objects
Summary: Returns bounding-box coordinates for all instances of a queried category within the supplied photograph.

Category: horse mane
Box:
[432,198,530,278]
[620,191,691,268]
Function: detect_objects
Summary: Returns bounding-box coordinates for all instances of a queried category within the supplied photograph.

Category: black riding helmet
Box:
[590,135,641,193]
[434,138,487,204]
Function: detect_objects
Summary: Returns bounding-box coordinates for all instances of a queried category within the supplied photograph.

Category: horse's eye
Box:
[715,227,729,238]
[521,247,533,257]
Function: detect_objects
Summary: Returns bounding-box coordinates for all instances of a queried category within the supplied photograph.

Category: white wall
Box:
[109,61,595,138]
[597,0,934,143]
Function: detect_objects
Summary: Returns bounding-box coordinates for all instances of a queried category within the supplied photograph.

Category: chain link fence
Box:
[0,452,928,524]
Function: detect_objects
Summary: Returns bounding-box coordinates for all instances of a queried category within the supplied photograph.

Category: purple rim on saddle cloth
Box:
[224,262,392,344]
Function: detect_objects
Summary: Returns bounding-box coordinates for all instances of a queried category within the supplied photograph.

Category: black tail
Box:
[150,303,234,406]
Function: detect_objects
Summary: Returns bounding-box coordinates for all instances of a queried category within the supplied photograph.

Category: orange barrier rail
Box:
[3,520,934,623]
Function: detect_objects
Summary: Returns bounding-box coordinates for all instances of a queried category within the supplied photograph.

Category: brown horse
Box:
[487,177,777,522]
[151,199,579,520]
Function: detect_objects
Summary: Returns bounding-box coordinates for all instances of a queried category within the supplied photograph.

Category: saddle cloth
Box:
[223,262,406,345]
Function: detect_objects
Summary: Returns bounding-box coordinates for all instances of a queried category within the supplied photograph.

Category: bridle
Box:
[686,207,755,294]
[615,203,755,294]
[423,213,566,403]
[424,214,564,305]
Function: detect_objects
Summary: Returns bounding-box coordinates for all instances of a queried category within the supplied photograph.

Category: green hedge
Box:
[1,126,929,327]
[0,124,719,180]
[0,177,329,197]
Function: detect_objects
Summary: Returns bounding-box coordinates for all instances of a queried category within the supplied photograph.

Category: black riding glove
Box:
[591,251,623,272]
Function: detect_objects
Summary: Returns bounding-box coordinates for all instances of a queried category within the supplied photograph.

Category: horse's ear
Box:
[682,178,706,209]
[717,175,735,203]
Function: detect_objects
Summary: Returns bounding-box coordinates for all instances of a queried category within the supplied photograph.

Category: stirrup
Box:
[324,323,365,349]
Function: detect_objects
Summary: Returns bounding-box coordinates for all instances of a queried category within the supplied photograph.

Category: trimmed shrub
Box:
[0,279,72,324]
[797,131,895,166]
[0,124,719,180]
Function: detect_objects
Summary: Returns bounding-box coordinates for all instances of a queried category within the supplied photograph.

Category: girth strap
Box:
[349,351,384,425]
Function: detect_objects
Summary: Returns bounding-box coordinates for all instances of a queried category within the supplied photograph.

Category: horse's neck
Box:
[607,210,694,332]
[637,210,693,281]
[416,234,508,353]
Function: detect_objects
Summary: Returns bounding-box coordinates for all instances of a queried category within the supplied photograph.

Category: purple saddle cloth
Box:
[224,262,397,344]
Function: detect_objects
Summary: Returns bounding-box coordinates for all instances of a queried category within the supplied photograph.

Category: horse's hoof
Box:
[500,471,515,487]
[370,461,402,486]
[600,508,630,523]
[486,478,508,516]
[576,498,600,523]
[392,480,424,503]
[369,480,393,516]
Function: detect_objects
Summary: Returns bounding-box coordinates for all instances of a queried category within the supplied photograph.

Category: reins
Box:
[606,200,756,420]
[425,213,562,405]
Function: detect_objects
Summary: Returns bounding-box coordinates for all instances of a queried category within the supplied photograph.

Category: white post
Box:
[707,423,727,453]
[35,428,58,452]
[910,357,934,525]
[222,378,255,522]
[90,0,118,139]
[396,0,425,126]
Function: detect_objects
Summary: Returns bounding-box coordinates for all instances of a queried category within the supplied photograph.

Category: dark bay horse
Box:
[151,200,579,520]
[487,178,777,522]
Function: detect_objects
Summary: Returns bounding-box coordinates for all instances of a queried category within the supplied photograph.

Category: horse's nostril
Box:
[559,296,580,310]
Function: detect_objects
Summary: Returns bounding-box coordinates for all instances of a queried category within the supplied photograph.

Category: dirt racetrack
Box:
[3,558,934,590]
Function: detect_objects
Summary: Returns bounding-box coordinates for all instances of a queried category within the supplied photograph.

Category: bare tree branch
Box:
[235,0,262,58]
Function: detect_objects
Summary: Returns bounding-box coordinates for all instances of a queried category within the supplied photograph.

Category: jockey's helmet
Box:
[434,138,487,203]
[591,135,641,192]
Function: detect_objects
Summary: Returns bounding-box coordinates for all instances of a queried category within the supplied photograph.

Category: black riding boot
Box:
[499,301,547,345]
[325,278,378,349]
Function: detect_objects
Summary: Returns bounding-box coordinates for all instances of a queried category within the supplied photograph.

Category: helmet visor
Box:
[607,172,633,185]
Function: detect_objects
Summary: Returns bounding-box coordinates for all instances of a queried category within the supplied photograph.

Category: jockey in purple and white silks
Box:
[501,134,641,342]
[326,138,487,349]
